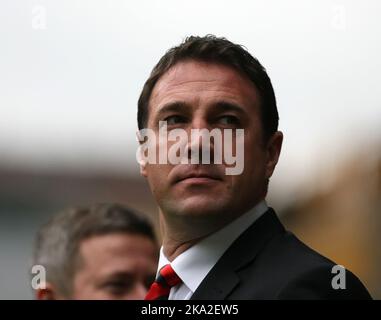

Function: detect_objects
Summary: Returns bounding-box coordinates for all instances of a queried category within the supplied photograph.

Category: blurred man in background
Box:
[32,203,158,300]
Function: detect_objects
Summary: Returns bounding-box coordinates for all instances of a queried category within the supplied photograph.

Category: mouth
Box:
[177,173,222,185]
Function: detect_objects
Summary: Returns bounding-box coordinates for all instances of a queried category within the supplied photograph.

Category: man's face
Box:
[71,233,157,300]
[141,60,282,223]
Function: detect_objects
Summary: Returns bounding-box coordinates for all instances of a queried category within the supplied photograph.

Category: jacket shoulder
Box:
[237,230,372,299]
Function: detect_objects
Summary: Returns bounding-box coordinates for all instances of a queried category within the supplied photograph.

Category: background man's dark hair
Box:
[137,34,279,142]
[32,203,156,297]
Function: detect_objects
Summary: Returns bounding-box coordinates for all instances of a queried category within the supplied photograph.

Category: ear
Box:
[136,129,148,178]
[265,131,283,179]
[140,159,148,178]
[35,282,62,300]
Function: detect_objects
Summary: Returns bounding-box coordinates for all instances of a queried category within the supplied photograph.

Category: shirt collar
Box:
[157,200,268,293]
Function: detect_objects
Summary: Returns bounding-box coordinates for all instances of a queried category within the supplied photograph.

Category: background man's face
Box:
[71,233,157,300]
[141,60,280,221]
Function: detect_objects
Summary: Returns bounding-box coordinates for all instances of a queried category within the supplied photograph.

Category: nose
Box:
[190,116,209,131]
[185,117,215,163]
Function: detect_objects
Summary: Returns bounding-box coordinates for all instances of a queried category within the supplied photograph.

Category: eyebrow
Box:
[102,271,134,279]
[156,100,246,117]
[155,101,189,119]
[212,101,246,115]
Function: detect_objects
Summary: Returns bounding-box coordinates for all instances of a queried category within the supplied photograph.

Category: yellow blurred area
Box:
[280,147,381,298]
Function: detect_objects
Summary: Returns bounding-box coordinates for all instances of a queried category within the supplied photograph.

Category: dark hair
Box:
[137,35,279,141]
[33,203,156,297]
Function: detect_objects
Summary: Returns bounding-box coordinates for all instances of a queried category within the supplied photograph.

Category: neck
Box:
[159,208,241,261]
[159,198,266,261]
[162,237,200,261]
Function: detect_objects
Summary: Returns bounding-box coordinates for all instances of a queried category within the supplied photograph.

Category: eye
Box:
[144,274,156,289]
[218,115,240,126]
[164,115,187,126]
[103,280,133,296]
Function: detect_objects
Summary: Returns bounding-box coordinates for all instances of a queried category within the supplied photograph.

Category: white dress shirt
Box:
[157,200,268,300]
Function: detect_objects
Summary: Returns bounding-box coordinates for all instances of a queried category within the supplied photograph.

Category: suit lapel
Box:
[191,208,285,300]
[190,263,240,300]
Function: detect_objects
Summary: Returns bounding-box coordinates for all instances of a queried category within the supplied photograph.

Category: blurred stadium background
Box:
[1,0,380,299]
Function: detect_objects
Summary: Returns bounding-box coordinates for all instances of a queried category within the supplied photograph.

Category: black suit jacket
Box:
[191,208,372,300]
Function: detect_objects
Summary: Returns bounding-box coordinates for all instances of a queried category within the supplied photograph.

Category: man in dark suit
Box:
[137,35,372,300]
